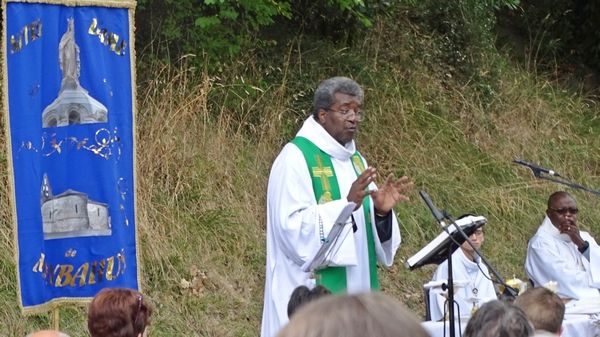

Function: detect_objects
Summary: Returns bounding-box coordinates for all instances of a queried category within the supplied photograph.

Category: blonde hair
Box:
[514,287,564,334]
[277,292,429,337]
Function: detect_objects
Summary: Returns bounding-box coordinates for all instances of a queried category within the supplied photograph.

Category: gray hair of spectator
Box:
[514,287,565,334]
[463,300,534,337]
[25,331,71,337]
[277,292,430,337]
[312,77,364,118]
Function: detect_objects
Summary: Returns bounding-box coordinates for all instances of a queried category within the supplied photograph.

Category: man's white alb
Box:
[525,216,600,300]
[260,117,401,337]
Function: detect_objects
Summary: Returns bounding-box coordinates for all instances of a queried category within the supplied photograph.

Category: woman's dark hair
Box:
[287,285,331,318]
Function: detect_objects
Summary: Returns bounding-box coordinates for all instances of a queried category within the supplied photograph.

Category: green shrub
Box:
[135,0,388,63]
[508,0,600,73]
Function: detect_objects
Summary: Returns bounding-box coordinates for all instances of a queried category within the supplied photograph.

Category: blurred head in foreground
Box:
[515,287,564,335]
[464,300,533,337]
[26,330,70,337]
[277,292,429,337]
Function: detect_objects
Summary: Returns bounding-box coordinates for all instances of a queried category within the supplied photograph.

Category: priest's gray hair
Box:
[312,77,364,118]
[463,300,534,337]
[277,292,429,337]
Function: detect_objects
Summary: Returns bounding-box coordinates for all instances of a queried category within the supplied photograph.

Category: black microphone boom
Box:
[513,159,561,177]
[419,190,446,226]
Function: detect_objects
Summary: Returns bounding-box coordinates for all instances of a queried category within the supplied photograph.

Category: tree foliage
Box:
[135,0,292,59]
[135,0,524,68]
[135,0,384,62]
[402,0,519,105]
[512,0,600,73]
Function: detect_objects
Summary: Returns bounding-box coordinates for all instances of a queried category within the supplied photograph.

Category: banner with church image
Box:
[2,0,139,313]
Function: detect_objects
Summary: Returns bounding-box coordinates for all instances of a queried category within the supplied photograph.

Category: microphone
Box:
[513,159,561,177]
[419,190,446,227]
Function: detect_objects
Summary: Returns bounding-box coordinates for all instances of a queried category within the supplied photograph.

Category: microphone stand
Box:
[437,210,518,337]
[444,234,458,337]
[532,170,600,196]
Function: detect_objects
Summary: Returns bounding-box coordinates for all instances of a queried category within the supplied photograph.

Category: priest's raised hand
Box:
[371,174,413,215]
[346,167,413,213]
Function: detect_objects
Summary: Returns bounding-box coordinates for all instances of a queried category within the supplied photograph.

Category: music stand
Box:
[409,191,518,337]
[406,215,487,270]
[407,215,486,337]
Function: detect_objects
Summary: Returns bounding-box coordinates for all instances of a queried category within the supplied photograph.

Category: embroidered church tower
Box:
[42,18,108,128]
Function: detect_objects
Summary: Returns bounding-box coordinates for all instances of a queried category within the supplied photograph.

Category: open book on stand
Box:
[302,202,356,272]
[405,215,487,270]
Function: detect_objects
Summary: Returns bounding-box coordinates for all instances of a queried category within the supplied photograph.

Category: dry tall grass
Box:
[1,22,600,337]
[134,60,278,336]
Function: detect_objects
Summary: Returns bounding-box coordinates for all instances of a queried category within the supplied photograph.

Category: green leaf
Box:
[219,8,239,20]
[195,16,222,28]
[359,16,372,28]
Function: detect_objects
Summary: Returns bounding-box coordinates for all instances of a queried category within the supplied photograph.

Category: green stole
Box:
[291,136,379,293]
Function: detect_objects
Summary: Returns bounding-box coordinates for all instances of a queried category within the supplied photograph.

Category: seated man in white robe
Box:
[260,77,414,337]
[525,191,600,300]
[428,224,497,321]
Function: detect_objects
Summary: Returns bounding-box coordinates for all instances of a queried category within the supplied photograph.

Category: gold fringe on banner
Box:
[128,0,143,299]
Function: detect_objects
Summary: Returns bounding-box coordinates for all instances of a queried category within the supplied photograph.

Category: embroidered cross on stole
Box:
[291,136,379,293]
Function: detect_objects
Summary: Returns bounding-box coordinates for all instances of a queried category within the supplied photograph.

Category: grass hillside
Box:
[2,11,600,337]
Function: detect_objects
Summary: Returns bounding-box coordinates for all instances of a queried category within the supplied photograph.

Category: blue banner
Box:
[3,0,139,312]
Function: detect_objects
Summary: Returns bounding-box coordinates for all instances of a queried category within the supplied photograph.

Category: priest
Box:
[428,224,497,321]
[525,191,600,300]
[260,76,413,337]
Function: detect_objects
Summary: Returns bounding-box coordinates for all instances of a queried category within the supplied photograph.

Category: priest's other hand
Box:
[347,167,377,210]
[371,174,413,215]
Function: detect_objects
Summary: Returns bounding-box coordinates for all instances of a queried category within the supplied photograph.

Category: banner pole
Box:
[52,305,60,331]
